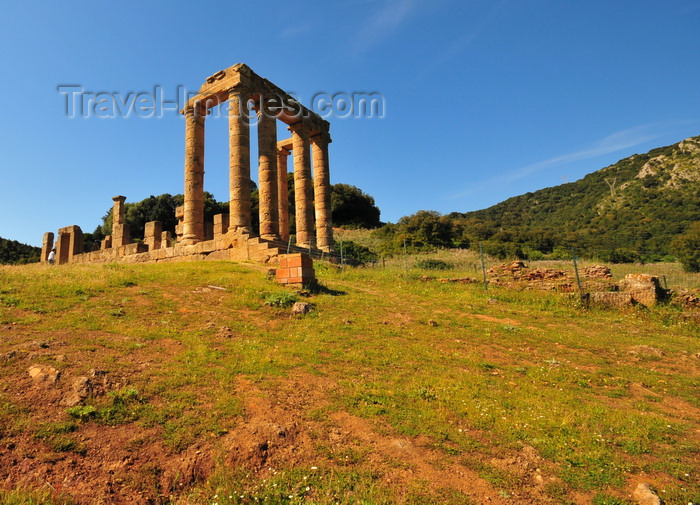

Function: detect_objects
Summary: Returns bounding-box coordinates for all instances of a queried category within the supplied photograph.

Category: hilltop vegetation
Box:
[0,236,40,264]
[374,136,700,265]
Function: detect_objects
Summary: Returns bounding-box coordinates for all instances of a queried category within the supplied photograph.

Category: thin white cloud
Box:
[352,0,417,52]
[448,121,687,200]
[437,0,510,63]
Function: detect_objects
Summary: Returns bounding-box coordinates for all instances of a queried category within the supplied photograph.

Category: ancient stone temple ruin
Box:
[42,64,334,266]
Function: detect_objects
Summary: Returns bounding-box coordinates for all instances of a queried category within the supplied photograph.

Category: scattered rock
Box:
[0,351,17,362]
[438,277,479,284]
[28,364,60,385]
[589,292,634,308]
[291,302,313,315]
[628,345,665,358]
[632,482,661,505]
[215,326,235,338]
[584,265,612,278]
[61,376,92,407]
[673,289,699,309]
[428,320,438,327]
[619,274,665,307]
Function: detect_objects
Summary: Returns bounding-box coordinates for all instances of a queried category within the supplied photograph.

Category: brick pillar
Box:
[311,132,333,252]
[41,232,54,262]
[229,88,251,232]
[291,123,315,248]
[257,105,279,240]
[182,102,205,244]
[277,146,291,242]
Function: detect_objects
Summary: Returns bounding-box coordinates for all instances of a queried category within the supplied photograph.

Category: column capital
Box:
[112,195,126,204]
[288,121,309,137]
[310,131,332,147]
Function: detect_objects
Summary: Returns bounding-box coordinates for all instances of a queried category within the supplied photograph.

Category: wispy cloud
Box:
[437,0,510,63]
[448,122,685,200]
[352,0,418,52]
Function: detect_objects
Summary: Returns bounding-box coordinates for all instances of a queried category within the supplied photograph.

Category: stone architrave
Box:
[144,221,162,251]
[311,133,333,252]
[41,232,54,262]
[277,143,291,242]
[56,225,83,265]
[182,102,205,244]
[257,104,279,240]
[229,87,251,231]
[291,123,315,248]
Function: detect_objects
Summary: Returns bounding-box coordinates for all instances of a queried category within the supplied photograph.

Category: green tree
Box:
[671,222,700,272]
[331,184,381,228]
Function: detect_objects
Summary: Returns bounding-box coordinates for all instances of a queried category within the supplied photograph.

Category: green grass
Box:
[0,256,698,504]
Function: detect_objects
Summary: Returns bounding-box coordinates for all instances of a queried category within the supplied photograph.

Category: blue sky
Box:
[1,0,699,247]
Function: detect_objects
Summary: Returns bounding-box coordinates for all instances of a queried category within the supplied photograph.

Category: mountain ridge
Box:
[450,135,700,260]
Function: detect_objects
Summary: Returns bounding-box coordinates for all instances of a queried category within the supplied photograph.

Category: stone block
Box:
[161,231,172,249]
[144,221,162,251]
[213,213,230,237]
[101,235,112,250]
[619,274,663,306]
[276,253,315,285]
[56,225,83,264]
[590,292,634,308]
[41,232,54,262]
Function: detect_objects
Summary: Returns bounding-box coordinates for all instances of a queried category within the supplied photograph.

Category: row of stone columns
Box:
[182,89,334,252]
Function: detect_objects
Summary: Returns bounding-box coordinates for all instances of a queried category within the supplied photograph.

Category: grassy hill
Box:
[451,135,700,261]
[0,256,698,504]
[0,236,41,264]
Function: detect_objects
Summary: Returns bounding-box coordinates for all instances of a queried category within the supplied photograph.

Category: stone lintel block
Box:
[175,205,184,220]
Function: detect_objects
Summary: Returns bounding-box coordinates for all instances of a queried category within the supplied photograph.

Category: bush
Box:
[671,222,700,272]
[263,292,298,308]
[339,240,378,265]
[414,259,453,271]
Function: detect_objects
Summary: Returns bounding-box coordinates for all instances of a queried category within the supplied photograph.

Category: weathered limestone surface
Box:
[56,225,83,265]
[112,195,130,247]
[277,143,291,242]
[229,87,251,231]
[101,235,112,250]
[41,232,54,262]
[619,274,664,306]
[161,231,172,249]
[144,221,162,251]
[291,123,315,248]
[182,102,205,244]
[312,133,333,252]
[213,214,230,238]
[257,108,279,240]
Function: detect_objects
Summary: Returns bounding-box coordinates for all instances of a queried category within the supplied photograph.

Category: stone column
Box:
[257,104,279,240]
[41,232,54,262]
[112,195,130,247]
[229,87,251,232]
[290,123,315,248]
[311,132,333,252]
[182,101,205,244]
[277,146,291,242]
